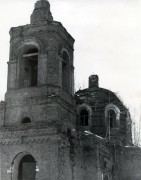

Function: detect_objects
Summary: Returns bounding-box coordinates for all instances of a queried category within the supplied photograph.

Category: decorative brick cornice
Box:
[0,136,50,146]
[0,127,57,139]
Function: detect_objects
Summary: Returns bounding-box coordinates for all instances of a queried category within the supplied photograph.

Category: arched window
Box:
[18,155,36,180]
[62,51,70,93]
[105,104,120,130]
[21,47,38,88]
[80,109,89,126]
[21,117,31,124]
[108,110,116,128]
[77,104,92,127]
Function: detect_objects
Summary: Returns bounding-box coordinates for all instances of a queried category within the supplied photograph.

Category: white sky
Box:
[0,0,141,139]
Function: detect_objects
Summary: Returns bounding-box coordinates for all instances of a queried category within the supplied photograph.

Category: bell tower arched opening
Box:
[19,46,38,88]
[18,155,36,180]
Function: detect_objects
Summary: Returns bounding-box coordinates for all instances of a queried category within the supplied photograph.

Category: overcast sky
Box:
[0,0,141,139]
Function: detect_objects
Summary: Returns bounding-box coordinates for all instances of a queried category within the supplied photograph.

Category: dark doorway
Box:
[104,175,108,180]
[18,155,36,180]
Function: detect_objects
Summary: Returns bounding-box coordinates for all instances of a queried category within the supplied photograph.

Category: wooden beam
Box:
[22,53,38,58]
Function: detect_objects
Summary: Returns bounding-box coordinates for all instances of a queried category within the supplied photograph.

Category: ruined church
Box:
[0,0,141,180]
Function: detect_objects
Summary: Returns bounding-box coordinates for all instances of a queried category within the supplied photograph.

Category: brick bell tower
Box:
[0,0,76,180]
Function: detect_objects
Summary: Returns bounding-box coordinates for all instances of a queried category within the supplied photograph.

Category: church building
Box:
[0,0,141,180]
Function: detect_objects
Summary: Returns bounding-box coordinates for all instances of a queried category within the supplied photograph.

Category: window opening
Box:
[67,128,71,137]
[62,51,70,93]
[108,110,116,128]
[80,109,89,126]
[22,117,31,124]
[22,48,38,87]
